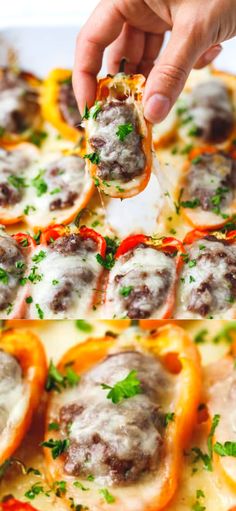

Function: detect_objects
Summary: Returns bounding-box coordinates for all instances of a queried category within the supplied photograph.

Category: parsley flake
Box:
[101,370,141,404]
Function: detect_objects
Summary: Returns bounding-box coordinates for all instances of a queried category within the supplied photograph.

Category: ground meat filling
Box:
[43,155,86,211]
[187,80,234,143]
[109,244,175,319]
[0,68,40,134]
[59,351,171,484]
[0,350,22,434]
[183,152,235,212]
[180,237,236,317]
[58,79,81,127]
[0,235,25,311]
[0,148,31,207]
[90,101,146,182]
[48,234,97,313]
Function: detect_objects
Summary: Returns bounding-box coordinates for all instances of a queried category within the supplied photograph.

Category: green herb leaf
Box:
[45,360,80,392]
[35,303,44,319]
[84,152,100,165]
[99,488,116,504]
[0,268,9,285]
[29,130,48,147]
[32,169,48,196]
[24,204,36,215]
[119,286,133,297]
[213,441,236,457]
[40,438,70,459]
[48,421,60,431]
[90,101,101,119]
[8,175,27,189]
[164,412,175,427]
[101,370,141,404]
[32,250,46,263]
[116,123,133,142]
[73,481,89,491]
[75,320,93,333]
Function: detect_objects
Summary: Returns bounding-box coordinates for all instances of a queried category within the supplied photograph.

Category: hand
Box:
[73,0,236,123]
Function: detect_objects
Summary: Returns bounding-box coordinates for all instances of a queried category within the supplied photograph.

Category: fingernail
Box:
[144,93,170,123]
[204,45,222,63]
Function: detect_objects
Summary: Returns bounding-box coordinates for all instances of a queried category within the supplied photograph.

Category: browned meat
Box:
[50,268,94,313]
[49,191,78,211]
[0,183,22,206]
[188,80,234,143]
[0,68,40,133]
[52,234,97,256]
[90,100,146,182]
[183,152,235,212]
[58,80,81,127]
[180,237,236,317]
[59,351,171,484]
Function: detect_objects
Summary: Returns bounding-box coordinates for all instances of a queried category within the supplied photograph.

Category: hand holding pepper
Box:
[73,0,236,123]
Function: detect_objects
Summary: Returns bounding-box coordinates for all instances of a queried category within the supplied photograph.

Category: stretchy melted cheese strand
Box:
[43,323,201,511]
[0,68,42,147]
[0,231,36,320]
[0,328,47,464]
[84,73,152,198]
[41,68,84,143]
[178,146,236,230]
[26,225,106,319]
[175,229,236,319]
[105,234,184,319]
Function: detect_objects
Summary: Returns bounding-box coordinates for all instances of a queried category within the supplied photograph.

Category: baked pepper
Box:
[25,225,106,319]
[0,328,47,464]
[43,323,201,511]
[1,498,38,511]
[178,145,236,229]
[84,73,152,198]
[41,68,84,143]
[105,234,184,319]
[175,228,236,319]
[0,68,42,147]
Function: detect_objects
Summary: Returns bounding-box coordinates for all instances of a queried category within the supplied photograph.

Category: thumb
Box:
[143,25,205,123]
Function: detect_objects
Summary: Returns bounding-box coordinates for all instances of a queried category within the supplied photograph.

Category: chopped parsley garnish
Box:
[194,329,208,344]
[40,438,70,459]
[191,156,202,164]
[45,360,80,392]
[180,198,201,209]
[28,266,43,283]
[35,303,44,319]
[0,268,9,285]
[188,125,200,137]
[164,412,175,427]
[25,296,33,304]
[180,143,193,154]
[29,130,48,147]
[84,152,100,165]
[48,421,60,431]
[52,279,59,285]
[24,204,36,215]
[213,321,236,344]
[33,230,41,244]
[82,103,90,120]
[8,175,27,189]
[99,488,116,504]
[211,186,229,215]
[174,188,184,215]
[90,101,101,119]
[15,260,25,271]
[192,489,206,511]
[53,480,67,497]
[119,286,133,297]
[191,414,220,471]
[188,259,197,268]
[116,123,133,141]
[50,187,61,195]
[75,319,93,333]
[25,482,50,500]
[96,252,115,270]
[20,237,29,247]
[101,370,141,404]
[32,169,48,196]
[73,481,89,491]
[87,474,95,481]
[213,441,236,457]
[32,250,46,263]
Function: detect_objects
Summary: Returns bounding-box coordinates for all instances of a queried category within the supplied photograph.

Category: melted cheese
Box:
[27,242,102,319]
[106,245,176,319]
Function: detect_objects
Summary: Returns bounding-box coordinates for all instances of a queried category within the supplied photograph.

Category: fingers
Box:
[143,24,206,123]
[107,24,146,75]
[138,33,164,77]
[73,0,124,113]
[194,44,222,69]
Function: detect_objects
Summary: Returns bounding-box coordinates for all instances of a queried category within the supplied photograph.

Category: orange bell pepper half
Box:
[41,68,84,143]
[179,145,236,230]
[43,323,201,511]
[84,73,152,198]
[0,328,47,464]
[1,498,38,511]
[105,234,185,319]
